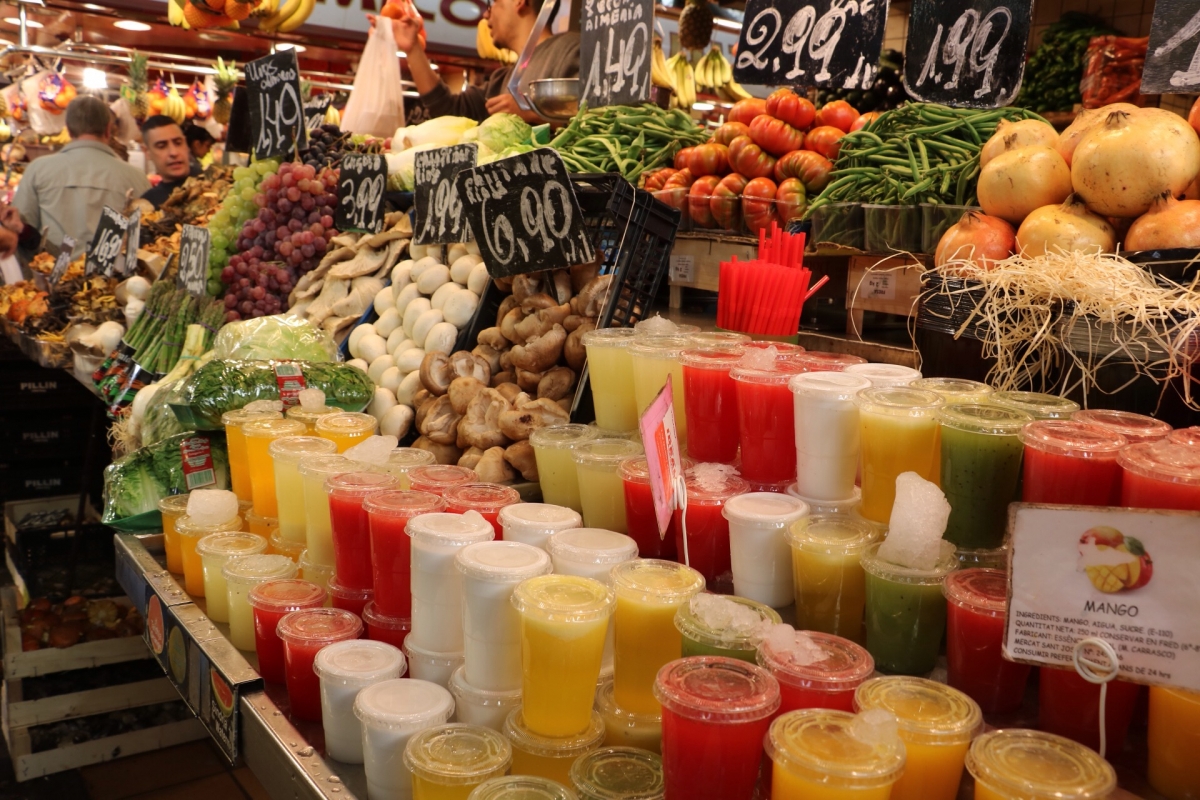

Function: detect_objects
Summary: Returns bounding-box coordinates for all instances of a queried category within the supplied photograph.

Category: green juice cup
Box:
[674,594,781,662]
[937,404,1032,550]
[861,541,958,675]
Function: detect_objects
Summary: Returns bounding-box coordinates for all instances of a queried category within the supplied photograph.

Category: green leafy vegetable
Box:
[462,113,533,154]
[102,431,230,524]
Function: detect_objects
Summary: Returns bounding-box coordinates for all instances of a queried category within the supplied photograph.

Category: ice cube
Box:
[877,471,950,570]
[298,388,326,410]
[186,489,239,527]
[244,399,284,413]
[738,345,777,371]
[765,624,824,667]
[689,462,739,493]
[345,435,399,465]
[634,314,677,335]
[690,594,762,637]
[850,709,901,746]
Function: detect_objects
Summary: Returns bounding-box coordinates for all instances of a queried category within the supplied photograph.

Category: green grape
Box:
[207,278,223,296]
[233,167,252,181]
[212,234,229,251]
[254,161,273,175]
[240,187,256,202]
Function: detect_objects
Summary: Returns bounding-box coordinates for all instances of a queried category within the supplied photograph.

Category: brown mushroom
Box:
[449,351,491,385]
[570,274,614,317]
[413,436,462,465]
[448,376,487,415]
[500,306,526,344]
[537,366,577,401]
[413,389,435,429]
[510,324,566,372]
[516,368,543,393]
[457,388,513,450]
[493,276,514,294]
[495,382,523,403]
[492,371,516,388]
[499,396,570,441]
[564,320,595,372]
[504,440,539,481]
[552,270,573,305]
[458,446,485,471]
[514,303,572,342]
[495,294,519,328]
[419,395,461,445]
[556,398,573,414]
[512,274,542,303]
[472,344,504,376]
[499,350,514,372]
[477,327,511,350]
[419,352,454,396]
[562,314,588,333]
[476,446,517,483]
[520,292,558,313]
[570,262,601,294]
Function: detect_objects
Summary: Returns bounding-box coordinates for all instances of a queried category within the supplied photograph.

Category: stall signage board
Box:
[581,0,653,108]
[304,94,333,130]
[413,144,477,246]
[336,153,387,235]
[1006,504,1200,692]
[456,148,594,277]
[732,0,891,89]
[85,207,131,278]
[1145,0,1200,93]
[903,0,1029,107]
[244,51,307,161]
[178,225,211,299]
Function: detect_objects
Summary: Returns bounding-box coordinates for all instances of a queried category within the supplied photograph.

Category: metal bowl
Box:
[528,78,580,121]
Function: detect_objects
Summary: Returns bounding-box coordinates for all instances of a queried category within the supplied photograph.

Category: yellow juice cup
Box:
[854,677,981,800]
[766,709,906,800]
[286,403,337,433]
[570,745,664,800]
[243,418,306,518]
[222,554,299,651]
[404,723,512,800]
[511,574,614,738]
[855,387,943,523]
[244,511,279,539]
[223,408,282,503]
[469,777,577,799]
[1149,685,1200,800]
[908,378,992,484]
[582,328,640,433]
[611,559,704,716]
[176,515,245,597]
[316,411,378,452]
[296,454,355,567]
[195,532,267,623]
[158,495,191,574]
[268,436,337,545]
[530,424,599,513]
[503,708,605,786]
[298,549,334,598]
[387,447,437,489]
[594,677,662,753]
[269,530,305,562]
[573,439,644,533]
[629,335,691,450]
[965,729,1115,800]
[786,514,882,643]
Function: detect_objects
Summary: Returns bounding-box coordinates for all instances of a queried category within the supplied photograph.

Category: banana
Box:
[277,0,313,32]
[167,0,184,25]
[651,37,673,89]
[259,0,298,31]
[696,52,711,89]
[673,56,695,109]
[724,78,753,101]
[323,104,340,126]
[714,49,732,86]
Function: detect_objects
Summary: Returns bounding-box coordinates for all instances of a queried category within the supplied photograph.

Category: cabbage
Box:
[401,116,477,149]
[210,315,337,362]
[462,113,533,154]
[397,143,440,191]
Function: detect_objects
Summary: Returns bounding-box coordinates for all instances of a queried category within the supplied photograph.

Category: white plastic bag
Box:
[341,22,406,138]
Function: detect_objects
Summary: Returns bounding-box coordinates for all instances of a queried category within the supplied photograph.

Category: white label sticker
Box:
[865,273,895,300]
[670,254,695,283]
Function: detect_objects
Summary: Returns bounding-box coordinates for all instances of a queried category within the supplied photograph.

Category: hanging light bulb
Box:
[83,67,108,90]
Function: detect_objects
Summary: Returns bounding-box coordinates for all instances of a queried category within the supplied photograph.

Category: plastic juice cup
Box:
[574,440,644,533]
[269,435,337,545]
[286,403,338,433]
[570,746,663,800]
[844,362,922,388]
[244,511,278,538]
[938,404,1031,550]
[469,776,579,800]
[680,348,743,464]
[723,493,808,608]
[498,503,582,551]
[1170,426,1200,446]
[629,336,691,449]
[299,549,334,596]
[594,677,661,753]
[316,411,378,452]
[582,328,640,432]
[446,484,522,539]
[277,607,362,722]
[547,528,640,585]
[1019,421,1127,505]
[457,541,553,693]
[1149,686,1200,799]
[1038,667,1141,753]
[531,425,600,513]
[409,464,480,496]
[611,560,705,716]
[861,540,958,675]
[687,331,750,346]
[195,532,267,623]
[243,418,306,517]
[365,490,447,618]
[222,554,298,651]
[1119,440,1200,511]
[326,471,401,590]
[788,351,867,372]
[790,372,871,504]
[757,629,874,713]
[157,495,191,574]
[388,448,438,489]
[1073,407,1172,444]
[177,515,245,597]
[673,470,749,590]
[315,638,407,764]
[856,387,943,523]
[405,723,513,800]
[674,595,780,661]
[405,639,466,689]
[765,709,906,800]
[741,341,805,353]
[965,729,1116,800]
[654,656,781,800]
[989,391,1080,420]
[355,678,455,800]
[328,576,373,617]
[619,457,691,561]
[223,408,282,502]
[450,666,523,732]
[269,529,305,562]
[511,574,615,738]
[732,357,806,486]
[410,512,496,653]
[248,579,327,684]
[907,377,991,403]
[944,569,1030,713]
[786,514,881,643]
[363,601,411,650]
[504,708,605,786]
[786,485,861,515]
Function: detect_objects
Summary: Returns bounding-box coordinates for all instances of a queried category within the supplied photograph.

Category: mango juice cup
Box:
[786,514,882,643]
[594,676,662,753]
[404,723,512,800]
[855,387,944,523]
[268,435,337,546]
[582,328,640,433]
[765,709,905,800]
[530,424,599,513]
[285,403,337,433]
[242,418,306,517]
[315,411,378,452]
[158,494,191,574]
[1149,685,1200,800]
[965,729,1115,800]
[222,408,282,503]
[502,707,605,786]
[176,514,245,597]
[570,746,664,800]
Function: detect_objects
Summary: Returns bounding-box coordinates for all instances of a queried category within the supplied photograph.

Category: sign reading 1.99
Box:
[245,50,307,161]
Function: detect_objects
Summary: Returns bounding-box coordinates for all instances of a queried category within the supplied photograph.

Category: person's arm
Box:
[11,165,39,237]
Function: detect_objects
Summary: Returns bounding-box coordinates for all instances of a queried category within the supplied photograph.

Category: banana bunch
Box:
[665,52,696,110]
[260,0,313,33]
[164,86,187,124]
[42,128,70,145]
[694,46,731,90]
[476,19,517,64]
[323,104,340,127]
[717,80,753,102]
[250,0,275,17]
[651,36,673,89]
[167,0,189,27]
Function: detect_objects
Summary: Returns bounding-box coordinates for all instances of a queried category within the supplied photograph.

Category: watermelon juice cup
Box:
[328,576,373,618]
[732,355,806,487]
[619,456,690,561]
[944,569,1030,713]
[446,483,521,540]
[1038,666,1141,754]
[408,464,479,496]
[1073,407,1172,444]
[673,469,750,589]
[326,471,400,590]
[757,629,874,714]
[680,347,744,464]
[363,601,411,651]
[364,490,446,618]
[861,540,958,675]
[277,607,362,722]
[248,578,326,684]
[1119,440,1200,511]
[1019,421,1127,506]
[965,729,1116,800]
[765,709,905,800]
[855,387,943,523]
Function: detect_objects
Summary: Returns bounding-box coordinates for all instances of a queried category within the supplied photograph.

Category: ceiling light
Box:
[692,101,714,111]
[396,50,405,58]
[275,43,305,52]
[113,20,150,30]
[198,31,230,41]
[5,18,43,28]
[82,67,107,89]
[82,3,105,9]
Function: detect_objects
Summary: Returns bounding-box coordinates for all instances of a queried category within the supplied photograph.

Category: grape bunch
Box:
[301,124,346,171]
[206,160,280,296]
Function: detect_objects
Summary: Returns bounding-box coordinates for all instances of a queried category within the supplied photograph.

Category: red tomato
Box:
[688,176,722,228]
[774,150,834,192]
[654,168,695,212]
[815,100,859,133]
[804,126,846,161]
[728,135,777,180]
[643,167,678,192]
[742,177,779,234]
[663,168,695,191]
[710,173,748,230]
[850,111,881,132]
[674,147,696,170]
[712,122,751,147]
[766,89,816,131]
[689,142,730,177]
[748,115,805,157]
[776,178,806,222]
[728,98,768,126]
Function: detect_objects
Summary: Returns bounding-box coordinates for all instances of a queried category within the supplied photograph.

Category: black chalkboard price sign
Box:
[178,225,211,299]
[732,0,891,89]
[85,207,130,278]
[305,95,333,131]
[1145,0,1200,93]
[581,0,653,108]
[244,51,307,161]
[413,144,478,246]
[903,0,1029,107]
[455,148,595,278]
[48,236,75,288]
[336,153,388,235]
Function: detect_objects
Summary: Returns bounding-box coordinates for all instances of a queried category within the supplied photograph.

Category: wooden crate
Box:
[845,255,928,336]
[666,232,759,308]
[3,717,205,782]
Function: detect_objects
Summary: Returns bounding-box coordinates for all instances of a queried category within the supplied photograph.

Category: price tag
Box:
[639,374,685,540]
[903,0,1029,107]
[336,153,388,235]
[865,272,895,299]
[273,363,307,408]
[413,144,478,246]
[456,148,595,278]
[1145,0,1200,93]
[304,94,333,131]
[180,435,216,491]
[85,207,131,277]
[178,225,211,298]
[581,0,653,108]
[244,51,307,161]
[669,254,695,283]
[49,235,75,287]
[733,0,891,89]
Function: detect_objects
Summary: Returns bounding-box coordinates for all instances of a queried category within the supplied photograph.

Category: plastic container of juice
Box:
[680,348,744,464]
[498,503,582,551]
[409,464,480,496]
[757,629,874,714]
[1073,407,1172,444]
[574,440,644,533]
[297,454,355,566]
[786,514,881,642]
[788,351,866,372]
[450,666,523,732]
[388,448,438,489]
[298,550,334,595]
[196,532,268,623]
[1149,685,1200,800]
[1119,440,1200,511]
[965,729,1116,800]
[469,776,578,800]
[269,529,305,562]
[854,677,981,800]
[732,356,806,486]
[673,469,749,590]
[790,372,871,504]
[723,493,808,608]
[654,656,780,800]
[582,328,641,433]
[510,575,615,738]
[910,377,993,403]
[363,602,411,650]
[687,331,749,347]
[844,362,922,388]
[446,483,522,539]
[410,512,495,653]
[611,560,705,716]
[158,495,191,574]
[765,709,905,800]
[504,708,605,786]
[244,511,278,538]
[269,435,337,546]
[1019,421,1127,506]
[629,335,692,447]
[856,387,943,522]
[619,457,692,561]
[861,540,958,675]
[242,418,306,517]
[223,555,298,650]
[326,470,400,589]
[570,746,663,800]
[404,639,465,690]
[1038,667,1141,754]
[1169,426,1200,446]
[365,490,447,618]
[223,408,282,502]
[944,569,1030,713]
[286,403,338,433]
[277,607,362,722]
[248,578,327,684]
[315,411,378,452]
[593,677,661,753]
[405,723,512,799]
[785,485,861,515]
[328,576,373,618]
[938,404,1031,550]
[457,541,553,692]
[355,678,456,800]
[177,515,245,597]
[314,638,407,763]
[674,594,780,661]
[531,425,600,513]
[989,391,1080,420]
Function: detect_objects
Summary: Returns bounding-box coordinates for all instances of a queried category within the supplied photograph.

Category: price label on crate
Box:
[178,225,211,299]
[85,207,131,277]
[336,153,387,235]
[1145,0,1200,93]
[244,50,307,161]
[413,144,477,246]
[903,0,1029,107]
[733,0,891,89]
[48,236,75,288]
[304,94,333,130]
[581,0,652,107]
[456,148,594,277]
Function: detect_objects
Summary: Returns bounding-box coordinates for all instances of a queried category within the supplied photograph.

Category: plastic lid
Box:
[683,470,750,503]
[276,607,363,646]
[268,436,338,464]
[843,363,922,387]
[787,514,881,555]
[248,578,326,613]
[327,575,374,602]
[989,391,1080,420]
[196,532,268,560]
[1170,426,1200,447]
[574,439,644,467]
[765,710,905,787]
[549,529,639,565]
[363,490,446,519]
[789,372,871,400]
[244,512,277,531]
[242,418,306,440]
[674,595,781,650]
[611,560,704,605]
[1073,408,1172,443]
[723,493,808,528]
[456,541,553,583]
[315,412,378,436]
[446,483,522,512]
[854,677,982,745]
[581,328,638,348]
[176,515,246,538]
[468,776,579,800]
[955,546,1008,571]
[388,447,438,471]
[222,408,282,427]
[943,568,1008,615]
[627,335,693,359]
[409,464,479,491]
[269,530,305,558]
[860,541,960,584]
[503,709,605,758]
[741,341,805,353]
[653,657,780,723]
[757,630,874,691]
[286,405,337,424]
[688,331,750,347]
[498,503,582,535]
[298,550,333,577]
[730,354,806,385]
[362,602,411,632]
[570,747,664,800]
[404,638,465,664]
[158,495,191,516]
[354,678,455,730]
[788,351,867,372]
[678,347,744,370]
[618,457,694,485]
[594,677,661,728]
[855,387,943,416]
[910,377,994,402]
[314,639,406,684]
[325,470,400,498]
[297,454,356,479]
[408,512,495,546]
[786,486,861,515]
[937,404,1032,435]
[1018,420,1127,458]
[404,724,512,784]
[530,424,599,450]
[1118,440,1200,486]
[510,575,615,623]
[449,666,522,706]
[965,729,1117,800]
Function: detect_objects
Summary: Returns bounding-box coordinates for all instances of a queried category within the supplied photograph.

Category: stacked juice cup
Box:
[787,351,866,372]
[404,724,512,798]
[409,464,480,496]
[195,532,267,622]
[855,387,943,523]
[315,411,378,452]
[530,425,599,513]
[354,679,455,800]
[628,335,692,448]
[328,576,373,617]
[1148,686,1200,799]
[619,456,691,560]
[1038,666,1141,754]
[276,607,362,722]
[786,514,881,642]
[844,362,922,387]
[965,730,1116,800]
[387,448,437,489]
[446,483,522,539]
[732,352,806,490]
[1073,407,1172,444]
[989,391,1080,420]
[594,677,662,752]
[674,594,780,661]
[765,709,906,800]
[244,511,279,538]
[222,408,282,502]
[469,776,578,799]
[581,328,640,433]
[723,492,809,609]
[242,418,306,517]
[1019,420,1127,505]
[573,439,644,533]
[673,468,749,591]
[450,666,522,732]
[363,602,412,650]
[248,578,327,684]
[325,471,400,590]
[503,708,606,786]
[1170,426,1200,446]
[268,436,337,547]
[860,540,958,675]
[756,628,874,713]
[497,503,582,552]
[286,403,337,433]
[313,639,406,764]
[364,490,447,622]
[1118,440,1200,511]
[177,515,246,597]
[907,378,990,485]
[298,551,334,595]
[158,495,191,574]
[679,347,744,464]
[790,372,871,505]
[570,746,664,800]
[222,553,298,650]
[943,569,1030,713]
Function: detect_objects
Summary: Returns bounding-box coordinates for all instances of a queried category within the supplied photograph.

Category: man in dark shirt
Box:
[141,116,200,208]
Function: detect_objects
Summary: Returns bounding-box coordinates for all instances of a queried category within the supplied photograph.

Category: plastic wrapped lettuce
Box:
[462,113,533,153]
[211,315,337,362]
[103,430,230,529]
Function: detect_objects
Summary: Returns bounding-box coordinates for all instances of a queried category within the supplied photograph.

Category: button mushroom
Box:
[457,388,512,450]
[505,440,539,481]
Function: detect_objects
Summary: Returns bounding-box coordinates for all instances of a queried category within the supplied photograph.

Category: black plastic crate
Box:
[0,367,96,411]
[0,412,90,460]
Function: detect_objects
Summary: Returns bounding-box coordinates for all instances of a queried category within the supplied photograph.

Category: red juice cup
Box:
[680,348,744,464]
[1038,666,1142,754]
[732,357,805,486]
[619,456,693,560]
[325,471,400,590]
[1119,441,1200,511]
[654,656,781,800]
[445,483,521,539]
[1019,421,1127,505]
[757,629,874,714]
[786,351,866,372]
[742,341,805,354]
[408,464,478,496]
[364,490,446,618]
[248,579,326,684]
[1169,426,1200,446]
[674,468,750,591]
[1073,408,1172,444]
[277,607,363,722]
[943,569,1031,713]
[362,601,411,651]
[328,575,373,618]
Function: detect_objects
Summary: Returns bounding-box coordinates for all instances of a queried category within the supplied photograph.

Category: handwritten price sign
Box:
[85,207,131,277]
[413,144,477,246]
[336,153,387,235]
[581,0,652,107]
[245,51,307,161]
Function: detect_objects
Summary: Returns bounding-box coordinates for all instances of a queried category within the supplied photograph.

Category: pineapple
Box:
[125,52,149,120]
[678,0,713,51]
[213,57,237,124]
